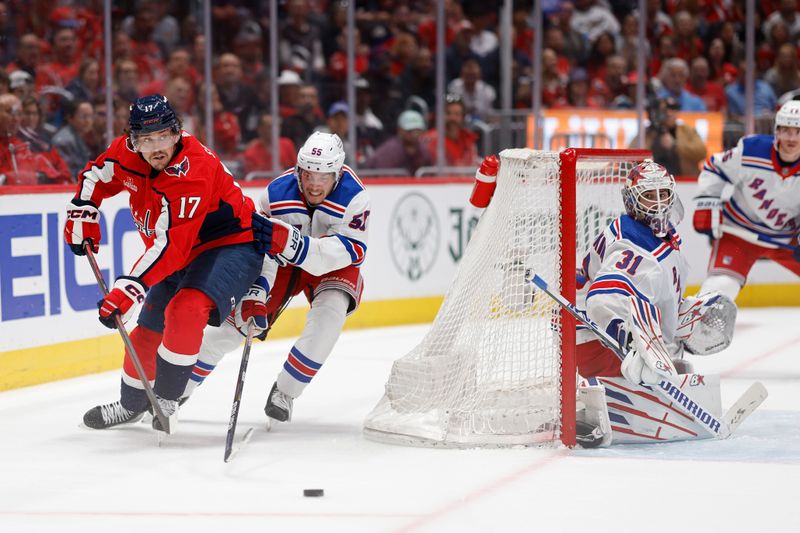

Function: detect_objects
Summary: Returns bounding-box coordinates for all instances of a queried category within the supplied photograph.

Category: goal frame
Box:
[558,148,651,447]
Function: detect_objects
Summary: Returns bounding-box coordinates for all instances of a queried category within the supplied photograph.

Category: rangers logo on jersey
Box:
[165,156,190,178]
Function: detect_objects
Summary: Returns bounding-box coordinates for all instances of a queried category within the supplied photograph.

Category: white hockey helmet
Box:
[622,161,680,237]
[296,132,346,190]
[774,100,800,132]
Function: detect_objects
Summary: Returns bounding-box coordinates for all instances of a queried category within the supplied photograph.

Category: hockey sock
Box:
[182,320,244,399]
[155,288,215,400]
[120,326,163,412]
[277,290,348,398]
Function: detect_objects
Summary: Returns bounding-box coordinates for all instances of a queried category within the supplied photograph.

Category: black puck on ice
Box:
[303,488,324,497]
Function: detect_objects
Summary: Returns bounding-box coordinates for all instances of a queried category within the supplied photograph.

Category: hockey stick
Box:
[722,225,797,252]
[85,245,171,434]
[224,318,256,462]
[530,273,766,439]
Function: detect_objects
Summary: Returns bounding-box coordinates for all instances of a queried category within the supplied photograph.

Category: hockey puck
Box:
[303,489,324,497]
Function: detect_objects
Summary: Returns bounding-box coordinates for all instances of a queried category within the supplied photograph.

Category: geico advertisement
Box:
[0,182,794,352]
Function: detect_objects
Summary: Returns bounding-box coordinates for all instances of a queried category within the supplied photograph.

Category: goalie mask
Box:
[682,293,737,356]
[296,132,346,197]
[622,161,683,237]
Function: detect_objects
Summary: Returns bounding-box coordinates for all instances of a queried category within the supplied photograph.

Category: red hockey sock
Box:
[162,288,215,358]
[123,325,162,381]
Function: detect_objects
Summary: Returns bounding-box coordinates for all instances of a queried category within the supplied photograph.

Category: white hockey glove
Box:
[620,299,678,385]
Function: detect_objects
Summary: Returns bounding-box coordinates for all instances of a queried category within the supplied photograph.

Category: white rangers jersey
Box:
[576,215,689,357]
[698,134,800,244]
[258,165,370,276]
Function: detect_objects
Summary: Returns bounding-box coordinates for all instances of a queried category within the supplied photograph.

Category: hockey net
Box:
[363,148,651,448]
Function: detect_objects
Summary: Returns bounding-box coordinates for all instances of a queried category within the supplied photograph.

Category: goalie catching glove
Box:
[252,212,305,264]
[64,199,101,255]
[676,292,736,355]
[97,276,147,329]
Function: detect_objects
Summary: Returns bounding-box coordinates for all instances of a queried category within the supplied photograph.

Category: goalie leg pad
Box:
[577,377,613,448]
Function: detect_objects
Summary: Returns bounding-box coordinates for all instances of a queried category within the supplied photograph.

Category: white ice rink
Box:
[1,308,799,533]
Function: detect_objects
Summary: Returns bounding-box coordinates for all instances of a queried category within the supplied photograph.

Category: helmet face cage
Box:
[622,162,676,237]
[128,94,181,150]
[295,132,346,193]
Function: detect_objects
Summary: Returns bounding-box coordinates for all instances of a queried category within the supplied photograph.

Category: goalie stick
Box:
[85,245,172,435]
[224,318,257,463]
[530,273,767,439]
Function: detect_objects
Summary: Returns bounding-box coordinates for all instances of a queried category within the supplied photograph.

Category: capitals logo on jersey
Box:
[165,156,190,178]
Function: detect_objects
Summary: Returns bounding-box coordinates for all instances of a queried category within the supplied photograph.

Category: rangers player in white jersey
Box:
[694,99,800,300]
[181,132,370,423]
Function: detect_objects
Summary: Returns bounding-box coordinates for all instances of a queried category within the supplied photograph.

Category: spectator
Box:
[672,10,704,62]
[656,58,707,111]
[424,95,478,167]
[0,94,65,185]
[6,33,41,79]
[281,83,323,151]
[52,99,94,179]
[540,48,566,107]
[279,0,326,81]
[399,47,436,111]
[18,96,70,182]
[687,56,726,113]
[140,48,200,105]
[8,70,34,102]
[586,31,617,78]
[66,58,101,103]
[277,69,302,119]
[0,1,16,66]
[591,54,627,107]
[315,101,355,165]
[707,37,734,85]
[121,0,180,58]
[163,77,194,132]
[447,58,496,121]
[123,4,166,84]
[114,59,140,103]
[389,31,420,78]
[36,27,79,90]
[233,22,266,88]
[763,0,800,41]
[725,59,778,119]
[630,96,706,177]
[445,19,480,82]
[363,110,433,175]
[0,69,8,95]
[570,0,620,44]
[216,53,260,142]
[765,43,800,100]
[354,77,384,160]
[548,4,588,65]
[554,67,603,108]
[243,112,297,176]
[616,14,649,72]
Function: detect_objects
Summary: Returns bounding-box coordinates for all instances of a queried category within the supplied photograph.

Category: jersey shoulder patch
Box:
[741,134,774,160]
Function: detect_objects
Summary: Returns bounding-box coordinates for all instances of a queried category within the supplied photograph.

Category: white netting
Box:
[363,148,647,447]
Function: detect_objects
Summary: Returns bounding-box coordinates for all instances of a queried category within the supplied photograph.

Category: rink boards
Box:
[1,179,798,390]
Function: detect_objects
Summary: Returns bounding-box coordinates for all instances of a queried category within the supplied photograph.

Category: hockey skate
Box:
[151,396,179,434]
[264,382,293,422]
[83,401,144,429]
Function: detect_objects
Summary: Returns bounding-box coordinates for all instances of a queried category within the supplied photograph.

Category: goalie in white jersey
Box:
[181,132,370,423]
[693,99,800,300]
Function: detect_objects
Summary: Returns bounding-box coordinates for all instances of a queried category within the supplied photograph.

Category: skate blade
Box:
[265,418,273,432]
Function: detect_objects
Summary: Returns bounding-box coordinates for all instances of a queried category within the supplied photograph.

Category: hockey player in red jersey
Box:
[63,95,263,432]
[694,99,800,300]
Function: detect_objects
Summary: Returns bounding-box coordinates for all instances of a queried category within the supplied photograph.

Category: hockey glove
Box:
[236,277,270,334]
[469,155,499,208]
[692,196,723,240]
[98,276,147,329]
[252,212,305,263]
[64,199,101,255]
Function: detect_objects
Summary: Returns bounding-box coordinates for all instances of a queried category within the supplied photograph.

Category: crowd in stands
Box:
[0,0,798,185]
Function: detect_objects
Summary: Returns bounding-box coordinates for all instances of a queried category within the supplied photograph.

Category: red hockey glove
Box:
[64,199,101,255]
[692,197,723,240]
[236,277,270,334]
[98,276,147,329]
[469,155,500,208]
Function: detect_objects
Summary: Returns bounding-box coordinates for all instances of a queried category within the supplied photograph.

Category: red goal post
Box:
[364,148,653,448]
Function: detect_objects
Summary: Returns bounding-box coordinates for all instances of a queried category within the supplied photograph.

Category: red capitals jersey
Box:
[72,132,255,288]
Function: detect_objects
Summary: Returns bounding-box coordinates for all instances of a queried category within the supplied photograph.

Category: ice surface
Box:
[0,309,798,532]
